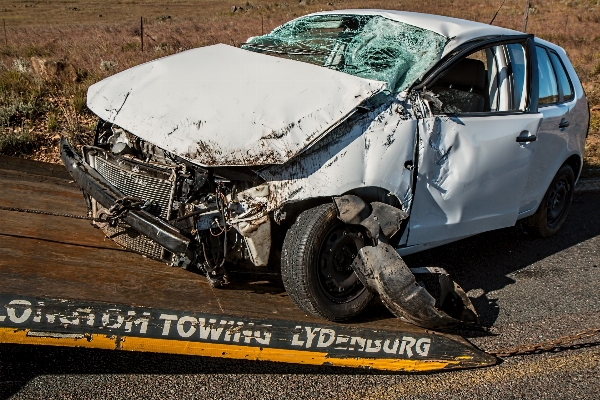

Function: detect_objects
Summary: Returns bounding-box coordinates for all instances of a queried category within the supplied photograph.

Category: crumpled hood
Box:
[87,44,386,166]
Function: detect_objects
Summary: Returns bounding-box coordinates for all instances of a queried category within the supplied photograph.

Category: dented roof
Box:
[310,10,523,56]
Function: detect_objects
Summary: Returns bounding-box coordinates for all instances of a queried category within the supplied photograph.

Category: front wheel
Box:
[281,203,373,321]
[523,164,575,237]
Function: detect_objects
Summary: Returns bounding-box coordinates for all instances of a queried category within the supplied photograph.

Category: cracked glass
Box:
[242,14,447,93]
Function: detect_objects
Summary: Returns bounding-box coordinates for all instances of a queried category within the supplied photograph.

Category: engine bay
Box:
[85,120,273,287]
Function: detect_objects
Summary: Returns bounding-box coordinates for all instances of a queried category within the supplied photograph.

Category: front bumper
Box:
[59,137,190,256]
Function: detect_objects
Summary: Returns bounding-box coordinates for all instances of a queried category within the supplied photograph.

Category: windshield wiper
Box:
[242,43,329,56]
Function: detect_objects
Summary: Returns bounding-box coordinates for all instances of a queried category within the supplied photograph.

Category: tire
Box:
[523,165,575,237]
[281,203,374,321]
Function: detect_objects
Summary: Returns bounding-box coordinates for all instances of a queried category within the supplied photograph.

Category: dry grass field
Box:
[0,0,599,174]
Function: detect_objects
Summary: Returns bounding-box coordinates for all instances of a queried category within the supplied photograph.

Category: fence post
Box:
[141,17,144,52]
[522,0,530,32]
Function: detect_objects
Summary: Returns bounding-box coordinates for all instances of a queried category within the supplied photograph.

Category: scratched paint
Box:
[406,99,545,248]
[87,44,386,167]
[259,93,417,214]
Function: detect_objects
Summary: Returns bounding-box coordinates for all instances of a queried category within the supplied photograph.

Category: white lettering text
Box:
[7,300,32,323]
[159,314,178,336]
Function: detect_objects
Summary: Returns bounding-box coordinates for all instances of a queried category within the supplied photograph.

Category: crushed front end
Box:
[60,120,273,287]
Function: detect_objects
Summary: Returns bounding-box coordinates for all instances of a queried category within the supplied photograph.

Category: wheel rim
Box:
[318,223,366,303]
[546,177,571,227]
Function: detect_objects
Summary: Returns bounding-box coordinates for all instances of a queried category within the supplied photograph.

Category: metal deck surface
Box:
[0,155,494,371]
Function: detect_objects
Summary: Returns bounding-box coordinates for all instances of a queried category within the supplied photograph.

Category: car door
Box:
[406,39,544,246]
[519,45,574,214]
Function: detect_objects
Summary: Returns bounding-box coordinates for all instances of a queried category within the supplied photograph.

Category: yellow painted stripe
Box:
[0,327,457,372]
[0,327,117,350]
[121,336,457,371]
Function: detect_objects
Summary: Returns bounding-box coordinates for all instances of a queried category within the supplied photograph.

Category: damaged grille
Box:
[89,152,176,261]
[102,221,166,261]
[94,156,174,219]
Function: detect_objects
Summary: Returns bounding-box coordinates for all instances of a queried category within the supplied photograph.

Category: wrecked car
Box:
[61,10,589,328]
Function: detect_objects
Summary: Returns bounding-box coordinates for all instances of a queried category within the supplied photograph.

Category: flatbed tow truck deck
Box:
[0,155,495,372]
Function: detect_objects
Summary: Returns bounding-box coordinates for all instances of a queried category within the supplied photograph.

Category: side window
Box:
[506,43,527,111]
[536,46,559,106]
[549,51,574,102]
[430,42,528,114]
[429,48,493,114]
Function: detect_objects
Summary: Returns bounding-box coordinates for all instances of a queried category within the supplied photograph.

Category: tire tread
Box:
[523,165,574,237]
[281,203,372,321]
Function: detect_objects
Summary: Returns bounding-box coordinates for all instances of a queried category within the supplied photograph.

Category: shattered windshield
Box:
[242,14,448,93]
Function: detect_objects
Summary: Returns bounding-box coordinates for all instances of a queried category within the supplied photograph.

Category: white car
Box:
[61,10,589,326]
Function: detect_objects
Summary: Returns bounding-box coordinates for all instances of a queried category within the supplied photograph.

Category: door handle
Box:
[516,131,537,143]
[559,118,570,129]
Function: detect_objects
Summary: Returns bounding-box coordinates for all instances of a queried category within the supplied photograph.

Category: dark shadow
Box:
[401,192,600,331]
[492,340,600,358]
[2,338,598,398]
[346,297,398,324]
[180,265,288,295]
[224,270,286,295]
[0,343,442,399]
[0,232,133,253]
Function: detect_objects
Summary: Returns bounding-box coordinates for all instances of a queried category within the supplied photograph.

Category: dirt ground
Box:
[0,0,599,172]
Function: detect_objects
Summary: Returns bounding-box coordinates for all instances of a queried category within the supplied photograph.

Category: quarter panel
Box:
[519,45,587,215]
[259,96,418,213]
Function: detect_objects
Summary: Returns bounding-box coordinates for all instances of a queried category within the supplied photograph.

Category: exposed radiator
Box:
[94,156,174,219]
[89,152,177,261]
[102,222,165,261]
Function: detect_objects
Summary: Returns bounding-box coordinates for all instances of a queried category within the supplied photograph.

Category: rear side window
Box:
[549,51,574,102]
[536,46,559,106]
[507,43,527,111]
